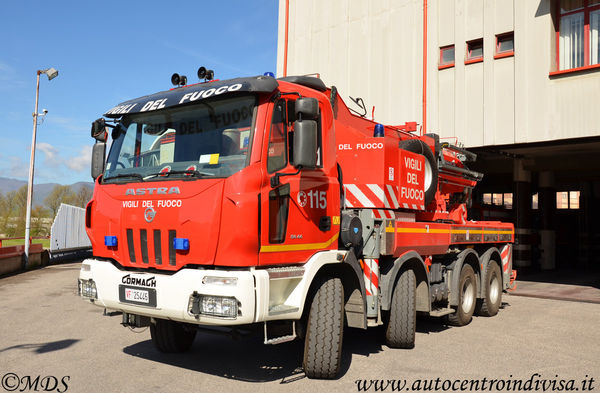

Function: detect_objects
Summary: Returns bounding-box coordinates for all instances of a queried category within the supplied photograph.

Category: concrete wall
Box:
[277,0,600,148]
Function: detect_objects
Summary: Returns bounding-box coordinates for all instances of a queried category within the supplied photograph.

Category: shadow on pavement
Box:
[0,339,80,354]
[124,334,306,383]
[122,318,456,383]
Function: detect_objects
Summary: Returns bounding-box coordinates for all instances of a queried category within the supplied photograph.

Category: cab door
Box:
[259,97,339,266]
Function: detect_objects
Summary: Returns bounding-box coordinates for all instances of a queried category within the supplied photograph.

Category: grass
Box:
[1,238,50,249]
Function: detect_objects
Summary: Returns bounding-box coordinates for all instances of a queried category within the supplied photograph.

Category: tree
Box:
[0,191,17,236]
[71,185,93,208]
[30,205,50,237]
[12,186,28,237]
[44,185,75,218]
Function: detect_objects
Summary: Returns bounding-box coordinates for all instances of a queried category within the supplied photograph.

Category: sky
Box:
[0,0,279,185]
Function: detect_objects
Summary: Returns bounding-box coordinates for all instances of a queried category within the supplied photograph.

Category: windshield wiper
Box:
[103,173,144,182]
[143,169,215,180]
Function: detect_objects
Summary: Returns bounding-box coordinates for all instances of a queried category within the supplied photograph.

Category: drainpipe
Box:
[283,0,290,77]
[422,0,428,136]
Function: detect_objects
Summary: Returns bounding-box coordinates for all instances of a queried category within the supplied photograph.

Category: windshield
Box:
[103,95,257,183]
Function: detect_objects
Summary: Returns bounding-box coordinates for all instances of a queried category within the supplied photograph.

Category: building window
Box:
[466,39,484,64]
[495,32,514,58]
[482,192,513,209]
[556,191,580,209]
[557,0,600,71]
[532,193,539,210]
[503,193,513,209]
[439,45,455,69]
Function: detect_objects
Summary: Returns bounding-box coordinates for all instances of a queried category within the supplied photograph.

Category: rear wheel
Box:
[385,269,416,348]
[150,319,197,353]
[477,262,502,317]
[303,277,344,379]
[447,264,477,326]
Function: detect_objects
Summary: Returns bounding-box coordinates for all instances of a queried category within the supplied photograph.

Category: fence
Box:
[50,203,91,259]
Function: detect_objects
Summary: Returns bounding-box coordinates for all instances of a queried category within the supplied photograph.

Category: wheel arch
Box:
[302,250,367,330]
[380,251,430,313]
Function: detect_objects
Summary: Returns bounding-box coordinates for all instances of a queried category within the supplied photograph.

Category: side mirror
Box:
[293,120,318,169]
[91,118,108,142]
[295,97,319,120]
[91,142,106,180]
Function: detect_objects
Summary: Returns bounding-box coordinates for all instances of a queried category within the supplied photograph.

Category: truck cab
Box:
[87,76,340,271]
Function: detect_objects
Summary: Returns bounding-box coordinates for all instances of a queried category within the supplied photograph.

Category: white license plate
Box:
[124,288,149,304]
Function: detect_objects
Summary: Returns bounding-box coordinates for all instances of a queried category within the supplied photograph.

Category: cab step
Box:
[264,321,297,345]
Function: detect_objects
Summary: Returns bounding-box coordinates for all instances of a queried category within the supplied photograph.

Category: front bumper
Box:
[78,258,262,325]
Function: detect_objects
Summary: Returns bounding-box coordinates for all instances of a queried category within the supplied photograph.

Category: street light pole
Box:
[24,68,58,268]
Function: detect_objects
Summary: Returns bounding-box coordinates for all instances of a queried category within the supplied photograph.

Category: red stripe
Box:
[383,186,395,208]
[360,185,384,207]
[363,260,379,288]
[344,187,361,207]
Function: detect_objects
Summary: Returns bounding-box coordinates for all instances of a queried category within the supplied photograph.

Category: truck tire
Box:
[150,319,197,353]
[385,269,416,348]
[303,277,344,379]
[399,139,438,205]
[447,264,476,326]
[476,262,502,317]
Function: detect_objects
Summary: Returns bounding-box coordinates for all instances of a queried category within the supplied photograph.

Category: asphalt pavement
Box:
[0,262,598,393]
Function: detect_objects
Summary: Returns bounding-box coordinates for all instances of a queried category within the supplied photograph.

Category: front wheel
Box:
[150,319,197,353]
[447,264,477,326]
[303,277,344,379]
[385,269,416,348]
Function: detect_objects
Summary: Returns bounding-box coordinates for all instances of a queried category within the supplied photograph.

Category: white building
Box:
[277,0,600,271]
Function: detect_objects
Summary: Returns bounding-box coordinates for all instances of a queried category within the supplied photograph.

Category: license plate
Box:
[119,285,157,307]
[125,288,149,303]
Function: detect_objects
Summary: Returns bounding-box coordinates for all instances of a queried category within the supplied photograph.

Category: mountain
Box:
[0,177,94,207]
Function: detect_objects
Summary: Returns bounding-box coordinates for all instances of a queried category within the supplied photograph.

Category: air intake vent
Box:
[126,229,136,263]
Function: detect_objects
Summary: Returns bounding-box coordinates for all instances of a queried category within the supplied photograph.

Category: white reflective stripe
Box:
[345,198,354,208]
[367,184,388,207]
[420,205,425,210]
[411,204,418,210]
[387,184,399,208]
[403,203,409,209]
[346,184,374,207]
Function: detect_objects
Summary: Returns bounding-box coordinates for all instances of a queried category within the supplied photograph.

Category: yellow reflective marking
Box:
[387,228,514,235]
[332,216,340,225]
[395,228,450,234]
[451,229,484,234]
[260,233,339,253]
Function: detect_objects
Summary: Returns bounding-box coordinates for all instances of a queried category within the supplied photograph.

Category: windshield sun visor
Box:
[104,76,278,118]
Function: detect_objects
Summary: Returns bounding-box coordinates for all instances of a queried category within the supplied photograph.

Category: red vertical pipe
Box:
[283,0,290,77]
[422,0,428,135]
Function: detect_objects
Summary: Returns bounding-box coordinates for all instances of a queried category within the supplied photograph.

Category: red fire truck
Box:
[80,70,514,379]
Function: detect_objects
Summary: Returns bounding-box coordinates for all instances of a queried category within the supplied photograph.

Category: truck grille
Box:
[126,228,177,267]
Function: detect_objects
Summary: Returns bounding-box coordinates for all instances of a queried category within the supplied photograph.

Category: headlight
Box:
[188,293,238,318]
[79,279,98,299]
